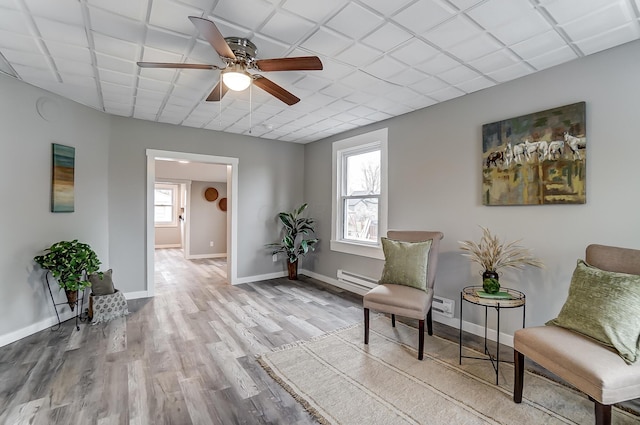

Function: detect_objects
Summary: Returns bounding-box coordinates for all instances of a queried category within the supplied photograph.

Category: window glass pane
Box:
[155,188,173,205]
[343,197,378,243]
[345,150,380,196]
[155,205,173,223]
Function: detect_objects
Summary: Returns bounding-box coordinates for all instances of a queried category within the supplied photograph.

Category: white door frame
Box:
[146,149,239,295]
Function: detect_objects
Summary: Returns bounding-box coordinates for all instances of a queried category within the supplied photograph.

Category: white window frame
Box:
[154,183,179,227]
[331,128,388,260]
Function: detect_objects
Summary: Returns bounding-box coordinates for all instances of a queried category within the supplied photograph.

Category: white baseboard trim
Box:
[124,291,150,300]
[234,271,287,285]
[186,253,227,260]
[0,309,75,348]
[155,244,182,249]
[300,269,514,348]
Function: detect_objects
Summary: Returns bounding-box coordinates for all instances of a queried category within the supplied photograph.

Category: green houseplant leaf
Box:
[34,240,102,291]
[267,204,319,272]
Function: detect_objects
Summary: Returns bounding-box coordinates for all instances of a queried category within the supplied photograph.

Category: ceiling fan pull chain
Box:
[219,74,222,129]
[249,83,252,134]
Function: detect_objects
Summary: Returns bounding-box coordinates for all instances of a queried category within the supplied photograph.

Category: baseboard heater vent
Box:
[432,296,455,318]
[337,269,378,292]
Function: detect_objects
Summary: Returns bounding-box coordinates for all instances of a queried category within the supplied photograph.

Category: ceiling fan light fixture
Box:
[222,66,251,91]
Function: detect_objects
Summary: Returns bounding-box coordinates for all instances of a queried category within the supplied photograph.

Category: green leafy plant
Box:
[459,226,543,273]
[267,203,319,265]
[34,240,102,291]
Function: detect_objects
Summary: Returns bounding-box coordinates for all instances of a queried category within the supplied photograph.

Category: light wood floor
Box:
[1,249,637,424]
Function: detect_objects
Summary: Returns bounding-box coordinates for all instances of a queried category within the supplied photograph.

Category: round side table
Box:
[459,286,526,385]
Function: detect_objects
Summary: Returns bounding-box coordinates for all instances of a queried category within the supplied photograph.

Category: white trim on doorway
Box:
[146,149,239,295]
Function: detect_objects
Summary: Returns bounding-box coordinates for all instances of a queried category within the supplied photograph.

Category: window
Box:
[331,128,387,259]
[154,183,179,226]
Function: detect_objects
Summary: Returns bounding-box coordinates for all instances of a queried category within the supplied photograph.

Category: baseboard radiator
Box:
[337,269,455,318]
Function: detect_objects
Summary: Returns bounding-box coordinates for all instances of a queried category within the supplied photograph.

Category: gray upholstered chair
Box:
[513,244,640,425]
[363,230,444,360]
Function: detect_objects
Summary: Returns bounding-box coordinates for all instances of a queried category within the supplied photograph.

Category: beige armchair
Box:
[513,244,640,425]
[363,230,444,360]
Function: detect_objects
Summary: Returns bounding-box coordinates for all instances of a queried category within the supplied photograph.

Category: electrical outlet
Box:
[272,254,278,262]
[210,241,214,247]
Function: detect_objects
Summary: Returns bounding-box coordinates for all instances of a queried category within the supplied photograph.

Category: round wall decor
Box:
[204,187,219,202]
[219,197,227,211]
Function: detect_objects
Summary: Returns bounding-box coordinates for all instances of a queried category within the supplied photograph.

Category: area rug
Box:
[258,316,639,425]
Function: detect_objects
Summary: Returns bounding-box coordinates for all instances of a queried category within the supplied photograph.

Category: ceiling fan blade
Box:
[253,75,300,105]
[188,16,236,60]
[206,80,229,102]
[255,56,323,72]
[137,62,219,70]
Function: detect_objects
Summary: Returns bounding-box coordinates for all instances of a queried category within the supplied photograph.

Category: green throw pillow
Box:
[379,238,432,291]
[547,259,640,364]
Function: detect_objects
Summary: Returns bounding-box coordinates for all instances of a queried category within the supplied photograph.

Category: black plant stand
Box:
[45,272,87,331]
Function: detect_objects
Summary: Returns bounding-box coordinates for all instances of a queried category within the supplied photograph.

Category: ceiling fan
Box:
[137,16,323,105]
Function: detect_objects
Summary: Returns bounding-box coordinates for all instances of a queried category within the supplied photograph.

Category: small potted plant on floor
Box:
[459,226,543,293]
[34,239,102,310]
[267,203,319,280]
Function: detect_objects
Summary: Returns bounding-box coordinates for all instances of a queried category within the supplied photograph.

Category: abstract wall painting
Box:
[51,143,75,212]
[482,102,586,206]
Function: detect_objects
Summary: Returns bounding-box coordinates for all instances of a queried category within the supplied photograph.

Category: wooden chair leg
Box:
[391,314,395,327]
[594,401,611,425]
[514,350,524,403]
[426,308,433,336]
[418,319,425,360]
[364,308,369,344]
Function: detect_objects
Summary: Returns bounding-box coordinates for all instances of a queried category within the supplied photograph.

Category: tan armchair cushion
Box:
[363,284,432,320]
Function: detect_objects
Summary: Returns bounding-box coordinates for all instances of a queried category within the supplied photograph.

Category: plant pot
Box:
[287,260,298,280]
[65,289,78,311]
[482,270,499,281]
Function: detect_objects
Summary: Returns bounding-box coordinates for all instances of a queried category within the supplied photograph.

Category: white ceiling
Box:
[1,0,639,144]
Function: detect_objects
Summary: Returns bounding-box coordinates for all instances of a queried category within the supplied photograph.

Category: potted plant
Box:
[459,226,543,293]
[267,203,319,280]
[34,240,102,310]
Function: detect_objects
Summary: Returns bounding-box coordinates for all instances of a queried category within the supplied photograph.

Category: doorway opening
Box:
[146,149,238,296]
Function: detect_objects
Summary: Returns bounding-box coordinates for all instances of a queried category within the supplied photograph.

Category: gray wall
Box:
[108,116,304,292]
[190,181,227,256]
[304,40,640,334]
[0,75,110,341]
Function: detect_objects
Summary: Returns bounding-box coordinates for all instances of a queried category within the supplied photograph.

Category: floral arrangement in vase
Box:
[459,226,543,293]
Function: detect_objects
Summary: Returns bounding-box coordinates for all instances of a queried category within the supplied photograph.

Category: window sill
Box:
[330,240,384,260]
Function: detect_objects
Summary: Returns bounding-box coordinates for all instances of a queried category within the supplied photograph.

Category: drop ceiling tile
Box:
[339,70,380,91]
[95,52,137,74]
[357,0,413,17]
[292,74,332,91]
[448,0,484,11]
[89,7,145,44]
[259,11,314,44]
[176,71,217,90]
[46,41,91,63]
[141,46,183,63]
[11,64,56,82]
[509,30,567,60]
[92,32,139,61]
[133,111,158,122]
[56,59,94,77]
[282,0,346,22]
[186,39,223,64]
[102,81,135,97]
[33,17,88,47]
[409,76,448,94]
[300,27,352,56]
[438,65,480,85]
[361,22,412,51]
[137,88,168,101]
[59,73,96,87]
[560,2,633,43]
[469,49,519,74]
[335,43,381,67]
[486,61,532,83]
[0,8,31,35]
[363,55,406,79]
[0,0,17,9]
[316,83,349,100]
[326,3,384,40]
[490,10,551,46]
[145,27,191,56]
[387,67,428,85]
[2,47,50,68]
[206,18,252,40]
[87,0,149,21]
[212,0,273,30]
[319,58,355,80]
[249,34,289,59]
[150,1,205,36]
[539,0,618,25]
[25,0,83,25]
[171,84,203,99]
[466,0,533,29]
[0,29,40,52]
[428,86,465,102]
[99,68,136,87]
[388,38,439,65]
[392,0,455,34]
[423,15,481,50]
[138,76,172,92]
[447,33,502,62]
[455,75,494,93]
[414,53,460,75]
[574,23,640,56]
[343,90,376,105]
[402,95,437,109]
[526,45,578,71]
